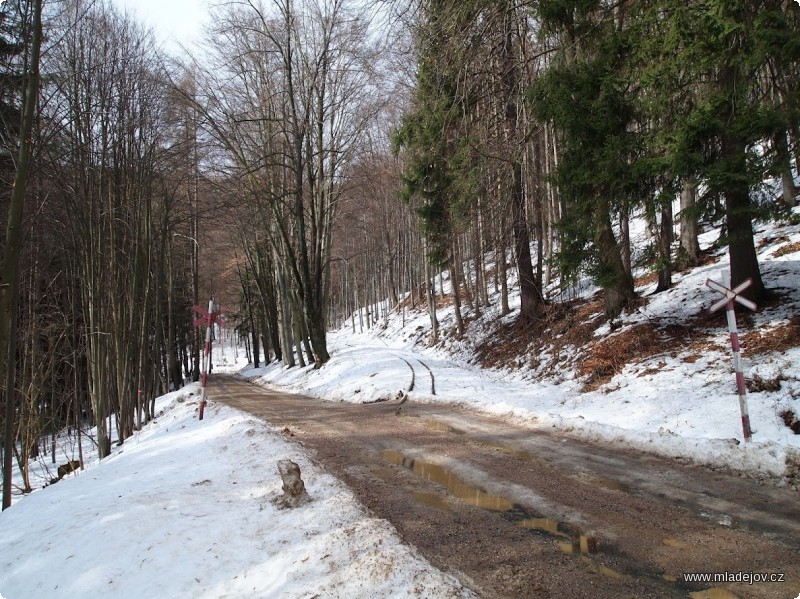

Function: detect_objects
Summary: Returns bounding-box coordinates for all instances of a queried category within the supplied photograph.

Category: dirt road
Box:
[209,374,800,599]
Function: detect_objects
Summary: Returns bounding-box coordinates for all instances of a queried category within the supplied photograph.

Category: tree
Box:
[396,0,544,328]
[637,0,800,301]
[185,0,379,367]
[41,0,191,458]
[530,1,638,318]
[1,0,41,511]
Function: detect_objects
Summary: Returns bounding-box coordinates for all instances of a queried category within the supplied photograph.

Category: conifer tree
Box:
[637,0,800,301]
[530,1,639,318]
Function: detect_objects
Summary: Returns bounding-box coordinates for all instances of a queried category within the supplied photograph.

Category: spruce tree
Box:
[637,0,800,301]
[530,2,640,318]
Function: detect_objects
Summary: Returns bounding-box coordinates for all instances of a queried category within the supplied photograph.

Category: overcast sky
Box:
[111,0,210,55]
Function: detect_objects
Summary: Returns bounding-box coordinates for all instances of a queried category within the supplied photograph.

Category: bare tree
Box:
[1,0,41,510]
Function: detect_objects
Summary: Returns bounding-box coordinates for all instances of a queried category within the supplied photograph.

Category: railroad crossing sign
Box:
[705,271,757,443]
[193,304,225,329]
[193,300,225,420]
[706,277,757,313]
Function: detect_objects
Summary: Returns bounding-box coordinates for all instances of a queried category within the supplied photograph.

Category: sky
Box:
[112,0,210,55]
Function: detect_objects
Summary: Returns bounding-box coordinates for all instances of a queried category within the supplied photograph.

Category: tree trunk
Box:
[595,198,635,318]
[678,179,701,267]
[774,132,797,208]
[2,0,42,510]
[424,240,439,343]
[655,200,674,293]
[451,241,464,337]
[512,161,540,321]
[722,130,764,302]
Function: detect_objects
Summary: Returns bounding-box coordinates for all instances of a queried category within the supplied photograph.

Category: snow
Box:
[2,208,799,599]
[0,386,473,599]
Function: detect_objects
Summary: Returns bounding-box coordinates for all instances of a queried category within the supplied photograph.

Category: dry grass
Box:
[774,241,800,257]
[634,272,659,288]
[471,282,798,393]
[747,374,785,393]
[396,286,455,311]
[742,316,800,355]
[576,323,713,391]
[474,296,723,391]
[779,409,800,435]
[473,299,605,372]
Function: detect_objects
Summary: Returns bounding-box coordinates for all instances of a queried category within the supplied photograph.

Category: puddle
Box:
[518,518,598,555]
[488,443,547,465]
[662,537,691,549]
[412,491,450,512]
[383,449,602,558]
[382,449,513,511]
[420,419,465,435]
[384,447,721,595]
[590,476,629,493]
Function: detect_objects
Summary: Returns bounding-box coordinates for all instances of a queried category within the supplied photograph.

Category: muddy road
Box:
[209,375,800,599]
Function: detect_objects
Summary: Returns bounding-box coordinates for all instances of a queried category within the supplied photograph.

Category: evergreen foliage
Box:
[529,3,639,317]
[393,0,480,267]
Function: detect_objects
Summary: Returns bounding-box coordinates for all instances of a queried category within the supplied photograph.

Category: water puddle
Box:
[381,449,513,511]
[489,443,547,465]
[412,491,450,512]
[383,447,738,595]
[382,449,605,561]
[518,518,598,555]
[420,419,465,435]
[589,476,629,493]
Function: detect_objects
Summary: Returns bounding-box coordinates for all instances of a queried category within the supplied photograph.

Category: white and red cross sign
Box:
[193,300,225,420]
[705,271,757,443]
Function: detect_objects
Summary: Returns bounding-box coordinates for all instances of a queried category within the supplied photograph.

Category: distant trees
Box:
[184,0,381,368]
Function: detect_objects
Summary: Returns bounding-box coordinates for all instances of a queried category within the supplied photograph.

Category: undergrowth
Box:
[471,298,798,392]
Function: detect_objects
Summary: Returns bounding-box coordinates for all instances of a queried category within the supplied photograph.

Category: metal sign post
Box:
[705,271,757,442]
[193,299,225,420]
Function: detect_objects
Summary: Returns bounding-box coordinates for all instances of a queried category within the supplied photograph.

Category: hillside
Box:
[242,208,800,487]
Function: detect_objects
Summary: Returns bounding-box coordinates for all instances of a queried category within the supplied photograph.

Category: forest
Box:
[0,0,798,509]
